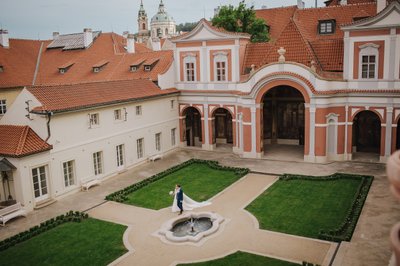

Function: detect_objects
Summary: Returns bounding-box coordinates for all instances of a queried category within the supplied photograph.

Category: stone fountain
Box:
[157,212,224,243]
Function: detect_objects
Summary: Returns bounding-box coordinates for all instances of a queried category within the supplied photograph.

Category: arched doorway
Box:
[262,86,305,159]
[183,107,202,147]
[352,111,381,160]
[212,108,233,149]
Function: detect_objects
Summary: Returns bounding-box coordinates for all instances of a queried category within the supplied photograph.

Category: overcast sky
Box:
[1,0,322,39]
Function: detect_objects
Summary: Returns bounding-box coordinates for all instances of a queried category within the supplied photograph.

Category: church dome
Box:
[151,0,175,23]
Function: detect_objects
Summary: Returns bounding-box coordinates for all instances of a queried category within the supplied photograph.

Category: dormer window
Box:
[58,62,74,74]
[318,20,335,35]
[0,65,3,73]
[92,60,109,73]
[143,58,159,72]
[130,59,145,72]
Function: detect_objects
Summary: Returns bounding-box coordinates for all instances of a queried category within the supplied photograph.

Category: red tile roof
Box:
[0,39,42,88]
[244,2,377,77]
[27,79,178,113]
[0,125,52,157]
[325,0,375,6]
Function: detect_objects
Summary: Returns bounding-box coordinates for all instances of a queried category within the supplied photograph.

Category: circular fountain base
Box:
[158,212,224,243]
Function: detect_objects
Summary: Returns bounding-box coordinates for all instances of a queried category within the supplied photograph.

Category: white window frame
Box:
[359,43,379,80]
[89,113,100,128]
[171,128,176,146]
[137,138,144,159]
[93,151,103,176]
[0,99,6,115]
[114,109,122,121]
[213,52,228,82]
[116,144,124,167]
[155,133,161,152]
[63,160,75,188]
[136,105,142,116]
[31,165,49,202]
[183,54,197,82]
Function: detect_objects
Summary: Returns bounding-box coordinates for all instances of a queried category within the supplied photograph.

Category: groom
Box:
[176,184,183,215]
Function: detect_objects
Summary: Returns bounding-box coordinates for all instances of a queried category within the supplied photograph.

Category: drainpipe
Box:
[44,111,53,143]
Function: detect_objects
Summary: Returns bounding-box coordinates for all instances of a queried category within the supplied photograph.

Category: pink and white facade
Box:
[171,1,400,163]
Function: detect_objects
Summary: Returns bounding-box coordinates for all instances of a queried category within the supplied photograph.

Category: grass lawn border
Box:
[279,173,373,242]
[105,158,249,203]
[0,211,88,252]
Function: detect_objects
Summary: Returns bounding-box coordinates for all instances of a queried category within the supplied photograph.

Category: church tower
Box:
[137,0,150,43]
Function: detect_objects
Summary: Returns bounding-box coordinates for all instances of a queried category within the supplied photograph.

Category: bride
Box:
[171,185,211,213]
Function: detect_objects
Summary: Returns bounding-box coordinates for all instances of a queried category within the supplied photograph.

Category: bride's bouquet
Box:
[169,190,174,196]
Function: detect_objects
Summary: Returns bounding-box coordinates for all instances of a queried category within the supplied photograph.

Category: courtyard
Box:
[0,148,398,265]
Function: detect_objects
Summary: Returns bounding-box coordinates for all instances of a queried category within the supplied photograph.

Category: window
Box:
[213,52,228,82]
[93,151,103,176]
[116,144,124,167]
[32,166,48,200]
[170,100,174,109]
[0,99,6,115]
[216,61,226,81]
[359,43,379,80]
[318,20,335,34]
[0,66,3,72]
[137,138,144,158]
[144,65,151,71]
[155,133,161,151]
[136,105,142,115]
[183,55,196,82]
[186,63,195,81]
[361,55,376,79]
[63,160,75,187]
[171,128,176,146]
[93,67,100,73]
[114,109,122,120]
[89,113,99,127]
[130,66,137,72]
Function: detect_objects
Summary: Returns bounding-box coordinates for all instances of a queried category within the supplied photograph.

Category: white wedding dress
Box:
[171,188,211,212]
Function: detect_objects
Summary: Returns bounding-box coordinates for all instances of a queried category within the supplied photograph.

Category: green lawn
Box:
[0,218,127,266]
[246,177,363,239]
[124,162,243,209]
[179,251,299,266]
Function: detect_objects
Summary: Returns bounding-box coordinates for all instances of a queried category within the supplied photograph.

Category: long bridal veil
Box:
[171,191,211,212]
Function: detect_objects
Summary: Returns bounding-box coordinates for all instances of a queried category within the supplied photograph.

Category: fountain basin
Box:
[158,212,224,243]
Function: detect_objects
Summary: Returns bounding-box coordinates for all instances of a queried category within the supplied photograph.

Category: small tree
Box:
[212,1,269,42]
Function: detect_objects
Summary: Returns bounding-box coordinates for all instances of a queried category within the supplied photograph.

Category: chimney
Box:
[297,0,305,9]
[83,28,93,48]
[127,34,135,53]
[52,32,59,40]
[377,0,386,13]
[151,38,161,51]
[0,29,9,48]
[123,31,129,39]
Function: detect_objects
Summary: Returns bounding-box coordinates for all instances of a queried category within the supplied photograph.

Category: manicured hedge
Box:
[0,211,88,252]
[105,159,249,203]
[280,173,373,242]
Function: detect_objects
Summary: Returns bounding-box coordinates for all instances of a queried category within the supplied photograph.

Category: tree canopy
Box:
[176,22,198,33]
[211,1,269,43]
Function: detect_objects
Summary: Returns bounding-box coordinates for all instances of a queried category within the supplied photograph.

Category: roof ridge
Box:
[256,5,297,11]
[300,1,376,10]
[15,126,29,156]
[30,78,153,88]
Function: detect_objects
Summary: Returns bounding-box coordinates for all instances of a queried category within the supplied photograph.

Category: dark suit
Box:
[177,188,183,213]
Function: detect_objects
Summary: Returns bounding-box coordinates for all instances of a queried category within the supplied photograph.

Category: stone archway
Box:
[182,107,202,147]
[261,85,305,160]
[211,108,233,149]
[352,110,381,160]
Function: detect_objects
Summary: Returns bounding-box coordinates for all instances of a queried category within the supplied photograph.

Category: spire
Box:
[138,0,146,17]
[158,0,165,13]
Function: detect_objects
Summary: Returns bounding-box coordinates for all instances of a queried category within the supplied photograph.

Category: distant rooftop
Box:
[47,31,101,50]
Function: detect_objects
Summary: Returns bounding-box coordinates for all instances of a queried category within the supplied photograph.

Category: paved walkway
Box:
[89,174,335,266]
[0,148,398,265]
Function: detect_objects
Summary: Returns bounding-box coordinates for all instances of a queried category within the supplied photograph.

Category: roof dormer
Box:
[0,65,4,73]
[58,62,74,74]
[92,60,108,73]
[143,58,159,71]
[318,19,336,35]
[130,59,145,72]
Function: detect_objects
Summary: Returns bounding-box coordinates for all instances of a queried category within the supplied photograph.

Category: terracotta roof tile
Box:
[93,60,109,68]
[0,39,42,88]
[27,79,178,113]
[0,125,52,157]
[310,39,343,71]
